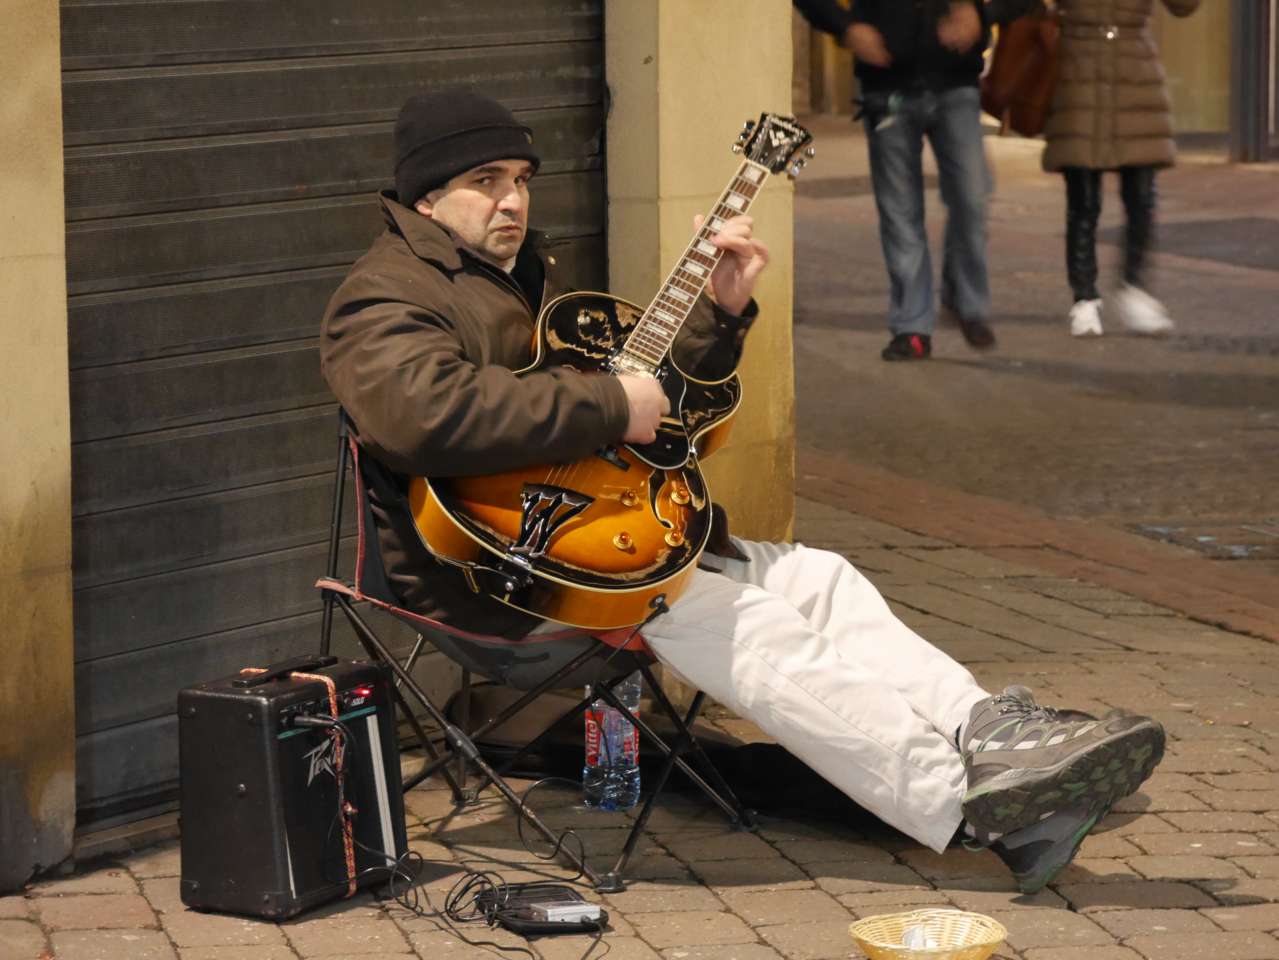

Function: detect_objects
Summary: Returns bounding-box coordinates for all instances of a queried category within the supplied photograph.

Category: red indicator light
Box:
[353,686,373,697]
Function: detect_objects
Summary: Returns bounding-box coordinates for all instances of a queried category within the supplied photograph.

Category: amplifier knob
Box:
[613,532,633,550]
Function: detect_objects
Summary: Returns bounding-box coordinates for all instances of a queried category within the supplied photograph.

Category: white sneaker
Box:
[1113,283,1173,335]
[1069,298,1104,337]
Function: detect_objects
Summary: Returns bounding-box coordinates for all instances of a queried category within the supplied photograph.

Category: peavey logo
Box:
[303,735,339,787]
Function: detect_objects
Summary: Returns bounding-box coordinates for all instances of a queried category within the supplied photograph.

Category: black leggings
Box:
[1063,165,1157,303]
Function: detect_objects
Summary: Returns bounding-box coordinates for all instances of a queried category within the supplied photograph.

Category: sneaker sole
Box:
[963,722,1164,835]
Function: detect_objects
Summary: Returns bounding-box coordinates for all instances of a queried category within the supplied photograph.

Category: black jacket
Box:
[794,0,1037,95]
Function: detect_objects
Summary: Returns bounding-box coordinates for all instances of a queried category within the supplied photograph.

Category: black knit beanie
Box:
[393,90,541,206]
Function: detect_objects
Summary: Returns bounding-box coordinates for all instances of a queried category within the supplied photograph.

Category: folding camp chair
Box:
[315,411,756,892]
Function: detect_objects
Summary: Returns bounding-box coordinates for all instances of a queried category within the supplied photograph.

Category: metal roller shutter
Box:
[62,0,607,827]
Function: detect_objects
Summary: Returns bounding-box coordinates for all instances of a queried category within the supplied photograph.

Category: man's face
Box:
[415,158,533,267]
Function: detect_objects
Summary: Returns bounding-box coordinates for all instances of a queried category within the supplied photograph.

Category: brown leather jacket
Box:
[320,192,753,637]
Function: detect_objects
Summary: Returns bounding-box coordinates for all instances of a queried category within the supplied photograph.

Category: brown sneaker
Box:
[961,686,1164,836]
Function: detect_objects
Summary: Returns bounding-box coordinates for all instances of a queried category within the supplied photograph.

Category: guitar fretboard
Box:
[620,160,770,369]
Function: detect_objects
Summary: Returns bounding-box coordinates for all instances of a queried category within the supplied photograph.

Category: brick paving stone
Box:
[900,548,1044,579]
[605,881,726,914]
[538,935,661,960]
[1235,856,1279,878]
[658,831,781,862]
[1022,948,1145,960]
[755,822,864,845]
[689,857,812,891]
[140,878,185,915]
[1133,833,1275,857]
[0,897,29,919]
[897,847,1008,881]
[804,860,929,896]
[29,866,138,896]
[1196,877,1279,906]
[628,910,755,949]
[179,949,301,960]
[835,889,952,912]
[765,839,894,866]
[941,884,1068,914]
[1162,812,1278,833]
[1051,859,1139,886]
[1077,832,1143,859]
[991,909,1114,952]
[636,800,739,833]
[126,843,183,879]
[756,919,861,960]
[50,929,178,959]
[161,912,287,949]
[1127,855,1243,881]
[1201,904,1279,932]
[1190,789,1279,812]
[1142,772,1209,793]
[1089,907,1219,938]
[1112,790,1208,815]
[283,914,411,956]
[0,919,48,959]
[717,889,849,927]
[1056,881,1216,912]
[33,892,156,930]
[405,925,532,956]
[1121,931,1279,960]
[1091,813,1176,837]
[659,945,784,960]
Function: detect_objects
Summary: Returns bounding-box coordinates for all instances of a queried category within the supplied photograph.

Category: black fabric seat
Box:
[316,410,755,891]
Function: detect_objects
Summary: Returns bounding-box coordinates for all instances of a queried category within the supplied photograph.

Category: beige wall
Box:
[1151,2,1231,133]
[606,1,797,543]
[13,2,462,857]
[0,0,76,891]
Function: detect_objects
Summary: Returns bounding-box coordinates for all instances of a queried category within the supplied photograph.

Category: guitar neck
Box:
[617,160,771,372]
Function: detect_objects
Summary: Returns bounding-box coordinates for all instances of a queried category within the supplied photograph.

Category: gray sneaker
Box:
[974,802,1108,894]
[961,686,1164,835]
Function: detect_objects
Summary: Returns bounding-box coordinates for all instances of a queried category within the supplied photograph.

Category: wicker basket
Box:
[849,909,1008,960]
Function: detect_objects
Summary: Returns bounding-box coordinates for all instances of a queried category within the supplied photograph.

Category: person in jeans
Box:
[321,90,1167,894]
[795,0,1037,360]
[1043,0,1201,337]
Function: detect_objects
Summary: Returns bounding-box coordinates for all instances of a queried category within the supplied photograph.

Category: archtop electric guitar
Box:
[408,114,814,629]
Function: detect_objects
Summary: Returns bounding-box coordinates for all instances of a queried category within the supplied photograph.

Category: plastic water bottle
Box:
[582,671,642,810]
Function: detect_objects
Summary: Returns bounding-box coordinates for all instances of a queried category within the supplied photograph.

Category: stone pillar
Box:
[0,0,76,891]
[606,1,797,544]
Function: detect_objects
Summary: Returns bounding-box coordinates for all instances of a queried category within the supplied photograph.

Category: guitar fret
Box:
[695,239,717,256]
[723,192,746,211]
[681,261,706,277]
[664,287,694,304]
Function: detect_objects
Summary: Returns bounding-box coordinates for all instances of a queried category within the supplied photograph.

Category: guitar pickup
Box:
[595,446,630,471]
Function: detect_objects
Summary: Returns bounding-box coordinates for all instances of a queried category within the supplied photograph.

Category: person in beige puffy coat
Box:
[1042,0,1200,337]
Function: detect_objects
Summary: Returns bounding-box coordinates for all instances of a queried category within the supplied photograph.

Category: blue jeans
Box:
[863,86,992,335]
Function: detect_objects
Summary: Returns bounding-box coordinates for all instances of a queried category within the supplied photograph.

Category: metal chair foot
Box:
[593,872,626,894]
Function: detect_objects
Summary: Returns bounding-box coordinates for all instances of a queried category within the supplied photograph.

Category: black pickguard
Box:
[536,292,741,469]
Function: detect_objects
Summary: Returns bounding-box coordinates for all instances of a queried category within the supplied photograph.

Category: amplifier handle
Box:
[231,654,340,688]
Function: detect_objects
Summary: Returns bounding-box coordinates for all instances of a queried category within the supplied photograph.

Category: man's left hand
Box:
[697,214,769,316]
[938,2,982,53]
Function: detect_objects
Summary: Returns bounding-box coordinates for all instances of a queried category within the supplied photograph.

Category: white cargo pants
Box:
[643,538,989,852]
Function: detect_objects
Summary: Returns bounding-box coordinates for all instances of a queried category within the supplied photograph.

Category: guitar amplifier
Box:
[178,655,408,919]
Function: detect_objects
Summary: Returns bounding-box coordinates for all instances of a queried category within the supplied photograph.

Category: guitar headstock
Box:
[733,113,815,178]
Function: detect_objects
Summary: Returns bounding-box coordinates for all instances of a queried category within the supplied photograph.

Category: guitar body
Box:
[407,291,742,629]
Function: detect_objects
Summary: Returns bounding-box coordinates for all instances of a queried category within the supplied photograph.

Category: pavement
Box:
[4,121,1279,959]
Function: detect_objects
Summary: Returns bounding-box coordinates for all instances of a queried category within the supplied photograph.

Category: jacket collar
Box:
[378,189,547,273]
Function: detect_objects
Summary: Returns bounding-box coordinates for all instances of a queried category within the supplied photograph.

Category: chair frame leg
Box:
[333,594,607,888]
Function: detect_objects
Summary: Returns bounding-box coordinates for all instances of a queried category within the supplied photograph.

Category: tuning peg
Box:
[742,120,756,130]
[788,163,802,177]
[805,146,816,157]
[732,144,743,154]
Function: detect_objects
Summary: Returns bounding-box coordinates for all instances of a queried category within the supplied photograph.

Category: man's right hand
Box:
[617,374,670,444]
[843,23,893,68]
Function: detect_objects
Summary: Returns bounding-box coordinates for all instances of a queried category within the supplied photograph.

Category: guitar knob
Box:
[620,490,639,507]
[665,531,685,547]
[613,532,633,551]
[670,487,690,505]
